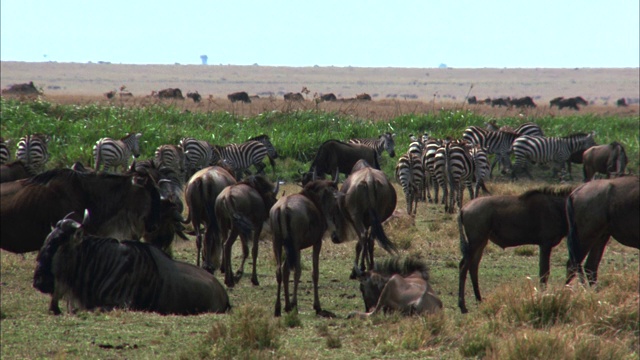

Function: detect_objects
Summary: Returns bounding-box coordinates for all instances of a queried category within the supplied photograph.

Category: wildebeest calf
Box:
[581,142,628,181]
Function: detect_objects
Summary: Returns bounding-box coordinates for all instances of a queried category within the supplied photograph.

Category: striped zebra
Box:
[0,137,10,165]
[511,132,597,180]
[395,152,420,215]
[462,126,520,177]
[444,141,474,214]
[248,134,279,172]
[93,133,142,172]
[180,137,223,180]
[485,121,544,137]
[154,144,186,183]
[212,140,270,180]
[349,132,396,160]
[16,134,50,175]
[422,138,443,203]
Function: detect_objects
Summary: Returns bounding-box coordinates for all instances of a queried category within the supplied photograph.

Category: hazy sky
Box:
[2,0,638,68]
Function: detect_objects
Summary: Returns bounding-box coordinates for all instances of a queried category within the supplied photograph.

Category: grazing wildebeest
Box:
[549,96,564,108]
[356,93,372,101]
[157,88,184,99]
[467,96,478,105]
[0,160,30,183]
[616,98,628,107]
[183,166,237,272]
[510,96,537,108]
[187,91,202,103]
[556,96,588,110]
[271,177,346,317]
[337,160,398,278]
[301,140,380,185]
[33,216,230,315]
[216,175,279,287]
[319,93,337,102]
[105,90,116,99]
[491,98,510,107]
[582,142,628,181]
[227,91,251,103]
[284,92,304,101]
[565,176,639,285]
[0,168,183,254]
[457,186,574,313]
[348,256,442,318]
[1,81,42,95]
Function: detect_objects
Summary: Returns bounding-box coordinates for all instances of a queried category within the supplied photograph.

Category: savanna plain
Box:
[1,62,639,359]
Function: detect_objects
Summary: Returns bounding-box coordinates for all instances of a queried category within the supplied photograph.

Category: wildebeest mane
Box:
[372,256,430,281]
[519,186,575,200]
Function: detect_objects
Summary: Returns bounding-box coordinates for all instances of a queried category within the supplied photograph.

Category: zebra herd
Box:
[0,134,50,175]
[394,122,599,215]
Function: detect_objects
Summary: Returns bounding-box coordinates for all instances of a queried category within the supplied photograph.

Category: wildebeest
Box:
[0,160,30,183]
[301,140,380,185]
[216,175,279,287]
[1,81,42,95]
[549,96,564,108]
[284,92,304,101]
[348,256,442,318]
[33,216,230,315]
[227,91,251,103]
[356,93,372,101]
[566,176,639,285]
[319,93,337,102]
[509,96,537,108]
[0,167,183,254]
[467,96,478,105]
[271,177,346,317]
[337,160,398,278]
[491,97,510,107]
[582,142,628,181]
[616,98,628,107]
[157,88,184,99]
[457,186,574,313]
[556,96,588,110]
[183,166,237,272]
[187,91,202,103]
[105,90,116,99]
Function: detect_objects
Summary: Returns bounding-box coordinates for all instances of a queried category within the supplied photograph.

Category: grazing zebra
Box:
[462,126,520,177]
[180,138,223,180]
[0,137,10,165]
[395,153,420,215]
[511,132,597,180]
[16,134,50,175]
[349,132,396,160]
[154,144,186,181]
[93,133,142,172]
[212,140,270,180]
[248,135,279,172]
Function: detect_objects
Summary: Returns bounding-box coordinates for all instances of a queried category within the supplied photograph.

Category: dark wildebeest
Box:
[549,96,564,108]
[216,175,279,287]
[457,186,574,313]
[491,98,510,107]
[467,96,478,105]
[582,142,628,182]
[0,167,183,254]
[510,96,537,108]
[616,98,628,107]
[187,91,202,103]
[271,177,346,317]
[105,90,116,99]
[33,215,230,315]
[1,81,42,95]
[337,160,398,278]
[301,140,380,185]
[348,256,443,318]
[0,160,30,183]
[319,93,337,102]
[557,96,588,110]
[565,176,639,285]
[157,88,184,99]
[356,93,372,101]
[284,92,304,101]
[183,166,236,273]
[227,91,251,103]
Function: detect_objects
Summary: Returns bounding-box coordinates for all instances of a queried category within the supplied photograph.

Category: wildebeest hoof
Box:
[316,309,336,318]
[251,277,260,286]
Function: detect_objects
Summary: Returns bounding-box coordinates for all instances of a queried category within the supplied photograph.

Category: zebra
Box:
[422,138,444,203]
[212,140,270,180]
[395,153,419,215]
[0,137,10,165]
[486,121,544,137]
[248,134,279,173]
[154,144,186,184]
[180,137,223,180]
[93,133,142,172]
[511,132,597,180]
[16,134,50,175]
[349,132,396,160]
[462,126,520,177]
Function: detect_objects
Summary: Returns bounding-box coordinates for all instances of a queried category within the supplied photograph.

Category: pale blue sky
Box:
[2,0,638,68]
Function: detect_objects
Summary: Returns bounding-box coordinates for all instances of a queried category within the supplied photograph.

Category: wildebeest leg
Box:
[194,222,203,267]
[458,256,470,313]
[285,251,297,313]
[223,228,239,287]
[583,237,610,286]
[538,245,553,285]
[351,241,364,280]
[312,242,334,317]
[351,221,368,278]
[366,229,374,270]
[250,224,262,286]
[50,298,62,315]
[274,243,283,316]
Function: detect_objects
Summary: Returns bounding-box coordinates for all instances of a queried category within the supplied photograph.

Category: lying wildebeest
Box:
[510,96,537,108]
[0,167,183,254]
[33,215,230,315]
[457,186,574,313]
[319,93,337,102]
[1,81,42,95]
[349,256,443,318]
[581,142,628,181]
[187,91,202,103]
[566,176,639,285]
[158,88,184,99]
[271,177,346,317]
[284,92,304,101]
[356,93,372,101]
[216,175,279,287]
[0,160,30,183]
[337,160,398,278]
[616,98,628,107]
[227,91,251,103]
[301,140,380,185]
[183,166,237,272]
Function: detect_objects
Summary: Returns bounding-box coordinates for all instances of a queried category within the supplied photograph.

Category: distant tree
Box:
[438,63,447,69]
[200,55,208,65]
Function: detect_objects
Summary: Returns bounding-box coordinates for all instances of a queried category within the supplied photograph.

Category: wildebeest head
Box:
[242,175,280,209]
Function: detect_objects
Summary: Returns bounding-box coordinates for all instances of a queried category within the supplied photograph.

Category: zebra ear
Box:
[135,133,142,139]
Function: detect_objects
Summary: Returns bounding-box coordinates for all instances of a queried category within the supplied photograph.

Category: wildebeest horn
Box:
[81,209,90,226]
[274,180,280,195]
[332,169,339,184]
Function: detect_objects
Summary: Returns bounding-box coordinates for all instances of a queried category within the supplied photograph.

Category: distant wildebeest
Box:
[0,160,30,183]
[356,93,372,101]
[227,91,251,103]
[33,215,231,315]
[216,175,279,287]
[457,186,574,313]
[509,96,537,108]
[490,97,510,107]
[301,140,380,185]
[187,91,202,103]
[183,166,237,273]
[271,177,346,317]
[549,96,564,108]
[555,96,588,110]
[1,81,42,95]
[565,176,639,285]
[0,167,183,254]
[581,142,628,182]
[616,98,628,107]
[119,91,133,98]
[284,92,304,101]
[157,88,184,99]
[337,160,398,278]
[467,96,478,105]
[105,90,116,99]
[349,256,443,318]
[319,93,337,102]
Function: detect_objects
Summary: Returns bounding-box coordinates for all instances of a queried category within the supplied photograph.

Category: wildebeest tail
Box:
[282,209,297,270]
[458,210,470,257]
[369,208,397,254]
[565,194,581,266]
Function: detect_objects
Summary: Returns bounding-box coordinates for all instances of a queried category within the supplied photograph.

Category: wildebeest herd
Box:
[0,120,637,318]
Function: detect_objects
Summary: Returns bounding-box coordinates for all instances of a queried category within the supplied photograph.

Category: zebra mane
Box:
[519,185,575,199]
[372,255,431,281]
[249,134,269,142]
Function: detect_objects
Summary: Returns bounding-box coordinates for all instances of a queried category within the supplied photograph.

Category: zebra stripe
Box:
[93,133,142,172]
[462,126,520,177]
[422,138,443,203]
[213,140,269,180]
[349,132,396,158]
[395,153,419,215]
[0,137,10,165]
[16,134,50,175]
[180,138,222,179]
[249,135,279,160]
[154,144,186,181]
[511,132,597,180]
[445,141,476,214]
